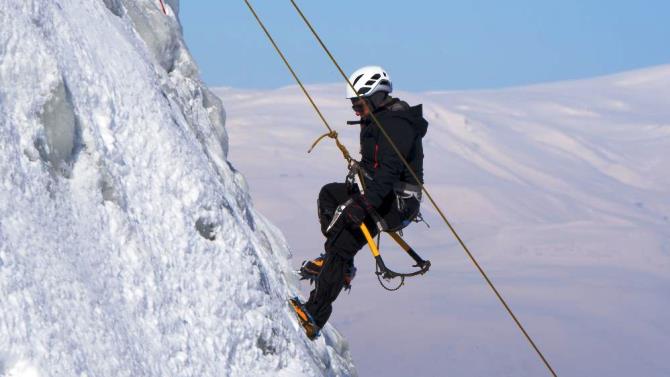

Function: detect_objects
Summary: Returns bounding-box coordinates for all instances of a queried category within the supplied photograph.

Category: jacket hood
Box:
[406,104,428,137]
[378,99,428,138]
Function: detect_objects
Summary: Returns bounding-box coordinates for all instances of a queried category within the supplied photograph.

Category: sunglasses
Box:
[351,100,366,113]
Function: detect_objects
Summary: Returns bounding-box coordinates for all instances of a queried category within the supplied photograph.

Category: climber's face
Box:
[351,98,370,118]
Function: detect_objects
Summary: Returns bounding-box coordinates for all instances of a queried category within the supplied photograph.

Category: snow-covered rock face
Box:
[0,1,355,376]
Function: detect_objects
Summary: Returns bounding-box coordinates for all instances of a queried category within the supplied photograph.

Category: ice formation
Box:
[0,1,355,376]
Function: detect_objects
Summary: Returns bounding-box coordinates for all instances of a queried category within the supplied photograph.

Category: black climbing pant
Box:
[305,182,378,328]
[305,181,419,327]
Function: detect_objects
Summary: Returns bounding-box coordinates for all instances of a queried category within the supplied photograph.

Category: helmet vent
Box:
[358,87,371,95]
[352,74,364,86]
[371,73,381,80]
[365,80,376,86]
[379,80,390,86]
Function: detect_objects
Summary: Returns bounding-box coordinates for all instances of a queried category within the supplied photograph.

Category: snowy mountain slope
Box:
[0,1,355,376]
[214,66,670,376]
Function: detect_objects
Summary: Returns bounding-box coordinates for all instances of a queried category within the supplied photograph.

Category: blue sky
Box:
[180,1,670,91]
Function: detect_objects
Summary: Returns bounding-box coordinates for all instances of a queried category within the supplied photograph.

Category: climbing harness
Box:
[242,1,558,375]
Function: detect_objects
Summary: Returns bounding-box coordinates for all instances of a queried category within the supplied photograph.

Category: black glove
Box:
[342,193,374,229]
[324,193,375,235]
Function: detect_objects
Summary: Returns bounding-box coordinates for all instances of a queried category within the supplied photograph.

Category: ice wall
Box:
[0,1,355,376]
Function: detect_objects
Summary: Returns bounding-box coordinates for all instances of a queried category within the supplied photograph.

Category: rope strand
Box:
[242,0,334,135]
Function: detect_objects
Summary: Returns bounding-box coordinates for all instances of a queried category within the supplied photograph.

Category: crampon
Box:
[297,255,356,291]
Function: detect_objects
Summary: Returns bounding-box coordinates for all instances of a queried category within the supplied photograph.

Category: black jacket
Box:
[359,98,428,208]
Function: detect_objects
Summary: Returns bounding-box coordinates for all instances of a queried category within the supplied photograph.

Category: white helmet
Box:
[346,66,392,99]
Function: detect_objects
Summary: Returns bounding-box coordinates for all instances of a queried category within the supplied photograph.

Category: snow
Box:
[0,1,355,376]
[38,80,77,173]
[214,65,670,376]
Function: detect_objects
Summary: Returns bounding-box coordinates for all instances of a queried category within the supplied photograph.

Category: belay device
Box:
[309,129,431,291]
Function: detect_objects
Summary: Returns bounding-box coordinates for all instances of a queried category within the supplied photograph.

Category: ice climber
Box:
[291,66,429,339]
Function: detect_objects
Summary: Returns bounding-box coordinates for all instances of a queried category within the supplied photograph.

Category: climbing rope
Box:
[241,0,344,161]
[243,1,558,375]
[308,130,352,163]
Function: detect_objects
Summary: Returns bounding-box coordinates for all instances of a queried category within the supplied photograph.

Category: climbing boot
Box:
[298,255,356,291]
[289,297,320,340]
